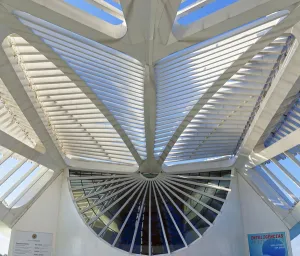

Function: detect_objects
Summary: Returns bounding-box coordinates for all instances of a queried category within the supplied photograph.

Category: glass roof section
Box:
[177,0,238,25]
[154,11,291,163]
[165,34,294,164]
[5,33,136,165]
[15,11,146,161]
[64,0,124,25]
[0,146,54,209]
[69,169,231,255]
[245,145,300,211]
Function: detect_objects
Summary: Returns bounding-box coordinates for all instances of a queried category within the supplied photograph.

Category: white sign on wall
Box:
[12,231,53,256]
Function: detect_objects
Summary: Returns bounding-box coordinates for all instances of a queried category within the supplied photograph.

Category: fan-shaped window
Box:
[69,169,231,254]
[0,146,54,209]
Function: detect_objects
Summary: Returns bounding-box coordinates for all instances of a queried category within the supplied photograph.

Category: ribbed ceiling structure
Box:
[0,78,44,150]
[6,8,296,169]
[0,0,300,253]
[163,34,294,163]
[155,11,291,163]
[6,33,136,165]
[16,11,146,159]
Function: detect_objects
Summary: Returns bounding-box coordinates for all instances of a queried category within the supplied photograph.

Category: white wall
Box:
[238,174,293,255]
[11,170,293,256]
[7,173,63,256]
[0,221,11,254]
[292,234,300,255]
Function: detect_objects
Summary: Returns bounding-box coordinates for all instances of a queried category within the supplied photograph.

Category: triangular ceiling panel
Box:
[154,11,288,160]
[165,35,294,164]
[15,11,147,160]
[6,33,136,165]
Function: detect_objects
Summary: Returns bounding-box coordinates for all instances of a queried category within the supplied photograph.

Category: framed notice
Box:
[12,231,53,256]
[248,232,289,256]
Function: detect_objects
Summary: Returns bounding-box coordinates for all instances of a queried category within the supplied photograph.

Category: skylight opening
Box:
[246,145,300,211]
[265,162,300,198]
[0,147,54,209]
[177,0,238,26]
[64,0,124,25]
[248,167,293,210]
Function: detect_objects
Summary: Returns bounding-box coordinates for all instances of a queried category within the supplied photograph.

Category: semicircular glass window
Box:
[69,169,231,254]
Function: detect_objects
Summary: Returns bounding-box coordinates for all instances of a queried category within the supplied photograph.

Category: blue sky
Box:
[64,0,123,25]
[64,0,238,25]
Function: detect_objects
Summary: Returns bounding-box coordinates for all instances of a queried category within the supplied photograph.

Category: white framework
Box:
[0,0,299,252]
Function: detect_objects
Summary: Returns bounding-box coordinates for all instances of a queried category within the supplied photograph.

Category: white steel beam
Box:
[65,158,138,173]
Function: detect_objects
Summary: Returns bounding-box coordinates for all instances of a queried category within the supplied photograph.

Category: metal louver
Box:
[69,169,231,255]
[15,11,147,160]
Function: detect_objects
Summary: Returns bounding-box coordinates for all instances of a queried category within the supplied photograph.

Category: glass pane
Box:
[12,170,54,208]
[247,168,292,209]
[178,0,238,25]
[0,161,34,199]
[151,204,168,255]
[159,196,185,253]
[3,166,42,207]
[114,198,141,252]
[64,0,123,25]
[266,162,300,198]
[0,157,19,180]
[279,157,300,182]
[257,166,295,205]
[132,188,149,255]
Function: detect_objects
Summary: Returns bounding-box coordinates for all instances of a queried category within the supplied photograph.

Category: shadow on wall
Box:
[0,221,10,255]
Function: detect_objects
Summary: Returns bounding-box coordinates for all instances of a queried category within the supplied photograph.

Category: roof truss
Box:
[0,1,300,172]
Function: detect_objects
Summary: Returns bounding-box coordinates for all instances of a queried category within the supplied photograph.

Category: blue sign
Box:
[248,232,289,256]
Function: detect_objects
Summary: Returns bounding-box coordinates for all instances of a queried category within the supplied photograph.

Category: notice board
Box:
[12,231,53,256]
[248,232,289,256]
